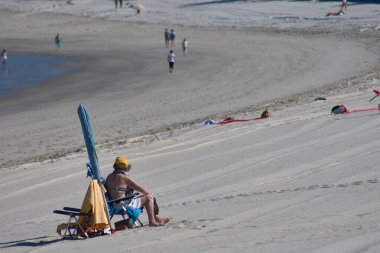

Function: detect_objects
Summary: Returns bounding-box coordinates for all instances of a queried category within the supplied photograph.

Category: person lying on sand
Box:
[326,10,345,17]
[105,156,172,227]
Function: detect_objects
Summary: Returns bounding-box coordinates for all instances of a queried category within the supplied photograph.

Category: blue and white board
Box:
[77,104,113,229]
[77,104,102,181]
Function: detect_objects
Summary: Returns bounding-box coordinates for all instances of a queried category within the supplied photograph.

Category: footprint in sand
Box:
[170,218,221,229]
[351,181,363,185]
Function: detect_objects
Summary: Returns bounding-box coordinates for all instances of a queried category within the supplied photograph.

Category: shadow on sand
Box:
[333,112,380,120]
[0,236,62,249]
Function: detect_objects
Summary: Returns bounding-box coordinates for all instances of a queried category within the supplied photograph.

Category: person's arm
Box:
[124,176,150,195]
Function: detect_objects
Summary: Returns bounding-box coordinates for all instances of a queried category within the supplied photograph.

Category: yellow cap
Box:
[114,156,129,169]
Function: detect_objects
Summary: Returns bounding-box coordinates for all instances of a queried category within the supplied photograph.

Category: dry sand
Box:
[1,3,380,253]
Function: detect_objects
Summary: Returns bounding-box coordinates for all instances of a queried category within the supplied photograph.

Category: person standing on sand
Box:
[341,0,348,12]
[1,48,7,72]
[182,38,188,56]
[105,156,172,227]
[167,50,176,73]
[55,33,62,50]
[164,28,170,48]
[169,29,176,48]
[115,0,123,8]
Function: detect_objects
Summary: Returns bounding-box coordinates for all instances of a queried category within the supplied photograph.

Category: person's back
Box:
[170,30,176,40]
[105,171,129,200]
[169,30,176,47]
[164,28,170,47]
[168,51,175,63]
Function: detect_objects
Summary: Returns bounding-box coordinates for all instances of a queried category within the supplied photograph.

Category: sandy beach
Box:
[1,1,380,252]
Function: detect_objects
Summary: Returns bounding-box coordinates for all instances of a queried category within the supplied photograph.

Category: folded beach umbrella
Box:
[77,104,112,232]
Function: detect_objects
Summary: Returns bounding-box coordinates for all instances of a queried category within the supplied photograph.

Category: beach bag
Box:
[331,104,349,114]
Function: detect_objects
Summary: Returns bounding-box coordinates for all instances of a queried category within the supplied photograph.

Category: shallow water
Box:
[0,54,77,96]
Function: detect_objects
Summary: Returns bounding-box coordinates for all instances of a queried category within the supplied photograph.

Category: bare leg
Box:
[2,60,7,72]
[140,194,171,226]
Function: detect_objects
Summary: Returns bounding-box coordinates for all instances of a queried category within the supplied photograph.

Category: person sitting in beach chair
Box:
[105,156,171,227]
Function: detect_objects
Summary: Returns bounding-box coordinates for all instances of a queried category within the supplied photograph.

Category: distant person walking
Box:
[182,38,188,56]
[55,33,62,50]
[341,0,348,12]
[169,29,176,48]
[1,48,7,71]
[167,50,176,73]
[164,28,170,48]
[115,0,123,8]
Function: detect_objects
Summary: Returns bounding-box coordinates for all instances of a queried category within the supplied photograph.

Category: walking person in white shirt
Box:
[182,38,188,56]
[167,50,176,73]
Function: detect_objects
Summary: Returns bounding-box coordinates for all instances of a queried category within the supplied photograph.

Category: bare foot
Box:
[160,217,172,225]
[156,217,172,225]
[149,217,172,226]
[149,222,164,227]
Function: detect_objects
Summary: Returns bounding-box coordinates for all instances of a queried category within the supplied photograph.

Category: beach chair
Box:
[106,192,144,229]
[54,180,112,239]
[53,209,89,239]
[106,189,160,229]
[59,192,144,233]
